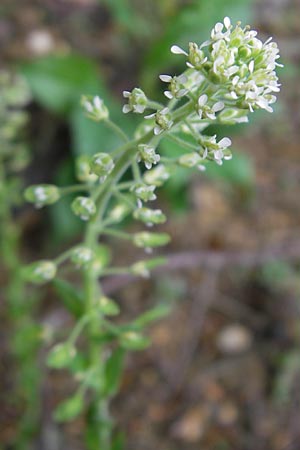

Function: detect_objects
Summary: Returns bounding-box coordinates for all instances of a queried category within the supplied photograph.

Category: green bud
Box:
[133,207,166,225]
[131,257,166,278]
[133,184,156,202]
[107,203,131,223]
[70,246,94,267]
[90,152,114,179]
[133,232,170,248]
[47,343,76,369]
[24,184,60,208]
[138,144,160,170]
[179,152,201,168]
[75,155,98,183]
[71,196,96,221]
[96,296,120,316]
[22,260,57,284]
[81,95,109,121]
[119,331,150,351]
[54,393,84,422]
[143,164,170,187]
[218,108,249,124]
[123,88,148,114]
[90,244,111,275]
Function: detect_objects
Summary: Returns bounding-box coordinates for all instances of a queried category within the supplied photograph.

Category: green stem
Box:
[104,119,129,143]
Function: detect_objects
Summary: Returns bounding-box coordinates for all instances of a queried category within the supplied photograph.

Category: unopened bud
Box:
[81,95,109,121]
[75,155,98,183]
[133,207,166,225]
[96,296,120,316]
[24,184,60,208]
[71,196,96,221]
[143,164,170,186]
[70,246,94,267]
[47,343,76,369]
[179,152,201,168]
[133,184,156,202]
[133,232,170,248]
[90,152,114,179]
[22,260,57,284]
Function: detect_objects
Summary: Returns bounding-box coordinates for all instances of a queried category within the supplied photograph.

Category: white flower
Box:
[197,94,224,120]
[159,74,188,99]
[211,17,231,41]
[138,144,160,169]
[145,108,173,135]
[122,88,147,114]
[200,135,232,165]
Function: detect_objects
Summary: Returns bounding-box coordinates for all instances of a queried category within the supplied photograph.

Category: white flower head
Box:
[197,94,224,120]
[145,108,173,135]
[122,88,147,114]
[159,74,188,99]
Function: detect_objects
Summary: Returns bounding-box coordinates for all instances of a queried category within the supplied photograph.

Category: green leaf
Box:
[54,392,84,422]
[52,279,84,318]
[21,54,100,115]
[103,348,125,396]
[205,152,255,191]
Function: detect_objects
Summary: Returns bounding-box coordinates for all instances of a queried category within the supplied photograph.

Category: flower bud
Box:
[178,152,201,168]
[131,257,166,278]
[143,164,170,187]
[133,232,170,248]
[107,203,131,223]
[137,144,160,170]
[133,207,166,225]
[81,95,109,121]
[119,331,150,351]
[96,296,120,316]
[89,245,111,275]
[75,155,98,183]
[22,260,57,284]
[90,152,114,179]
[47,343,76,369]
[122,88,147,114]
[24,184,60,208]
[70,246,94,267]
[71,196,96,221]
[133,184,156,202]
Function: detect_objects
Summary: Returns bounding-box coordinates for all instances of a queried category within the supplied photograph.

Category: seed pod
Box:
[133,232,170,248]
[133,207,166,225]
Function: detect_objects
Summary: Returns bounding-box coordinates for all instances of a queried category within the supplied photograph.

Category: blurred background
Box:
[1,0,300,449]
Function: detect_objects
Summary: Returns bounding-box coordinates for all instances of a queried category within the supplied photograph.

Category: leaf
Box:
[21,54,100,115]
[205,152,255,191]
[52,279,84,318]
[54,393,84,422]
[103,348,125,396]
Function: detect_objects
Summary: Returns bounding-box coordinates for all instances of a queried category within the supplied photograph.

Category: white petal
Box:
[154,126,162,135]
[249,60,254,73]
[144,113,155,119]
[224,17,231,29]
[164,91,173,99]
[93,96,102,108]
[122,104,131,113]
[123,91,131,98]
[161,107,169,114]
[198,94,208,106]
[213,101,224,112]
[219,137,231,148]
[159,75,172,82]
[170,45,187,55]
